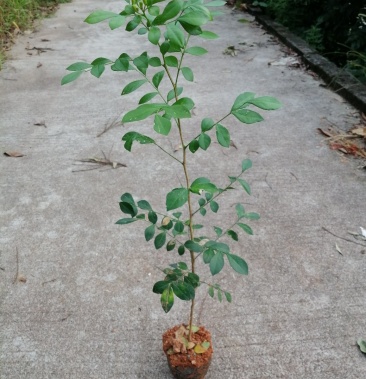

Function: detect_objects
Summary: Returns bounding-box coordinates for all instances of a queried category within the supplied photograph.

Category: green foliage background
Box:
[252,0,366,82]
[0,0,70,66]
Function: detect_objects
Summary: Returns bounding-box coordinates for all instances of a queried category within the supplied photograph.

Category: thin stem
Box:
[153,142,183,164]
[175,35,191,85]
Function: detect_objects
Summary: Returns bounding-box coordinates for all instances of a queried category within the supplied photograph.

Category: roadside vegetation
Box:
[241,0,366,83]
[0,0,70,68]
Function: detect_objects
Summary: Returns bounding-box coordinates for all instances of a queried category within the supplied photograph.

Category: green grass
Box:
[0,0,70,68]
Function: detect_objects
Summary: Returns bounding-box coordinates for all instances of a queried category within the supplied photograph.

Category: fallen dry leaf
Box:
[351,127,366,137]
[317,128,334,137]
[17,274,27,283]
[268,56,300,67]
[335,243,343,256]
[4,151,25,157]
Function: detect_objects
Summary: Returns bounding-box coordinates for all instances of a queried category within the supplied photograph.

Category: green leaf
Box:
[61,71,82,85]
[154,115,172,135]
[178,245,185,255]
[227,253,248,275]
[116,218,138,225]
[200,207,207,216]
[174,97,194,110]
[122,131,155,151]
[66,62,92,71]
[121,79,147,95]
[119,201,138,217]
[232,109,264,124]
[139,92,158,104]
[205,241,230,253]
[241,158,252,172]
[198,133,211,150]
[160,41,170,55]
[133,53,149,74]
[235,203,245,219]
[180,21,202,35]
[167,240,176,251]
[172,282,195,300]
[185,46,208,56]
[154,232,166,249]
[164,105,191,119]
[203,248,215,264]
[181,67,194,82]
[198,198,206,207]
[217,289,222,302]
[210,252,224,275]
[193,224,203,229]
[249,96,281,110]
[148,26,161,45]
[174,221,184,233]
[145,224,155,241]
[161,286,174,313]
[167,87,183,102]
[205,0,226,6]
[237,223,253,235]
[216,124,230,147]
[109,15,126,30]
[185,240,203,253]
[198,30,219,39]
[121,192,135,204]
[225,291,232,302]
[122,104,163,123]
[148,5,160,16]
[137,200,152,210]
[173,212,182,219]
[208,286,214,298]
[185,272,199,287]
[122,4,135,15]
[191,178,217,194]
[205,193,212,201]
[189,140,200,153]
[244,212,260,220]
[126,15,141,31]
[357,339,366,354]
[213,226,222,237]
[231,92,255,111]
[227,230,238,241]
[91,57,111,65]
[153,0,183,25]
[138,27,148,35]
[148,211,158,224]
[166,188,189,211]
[165,55,179,67]
[90,64,105,78]
[178,12,210,27]
[84,10,119,24]
[210,200,219,213]
[111,57,129,72]
[148,57,162,67]
[167,24,185,48]
[201,118,215,132]
[153,280,169,294]
[152,70,165,88]
[238,178,251,195]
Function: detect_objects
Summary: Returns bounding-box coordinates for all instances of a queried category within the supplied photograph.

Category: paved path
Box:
[1,1,365,378]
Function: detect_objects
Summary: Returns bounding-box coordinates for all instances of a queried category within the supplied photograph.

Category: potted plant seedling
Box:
[62,0,281,377]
